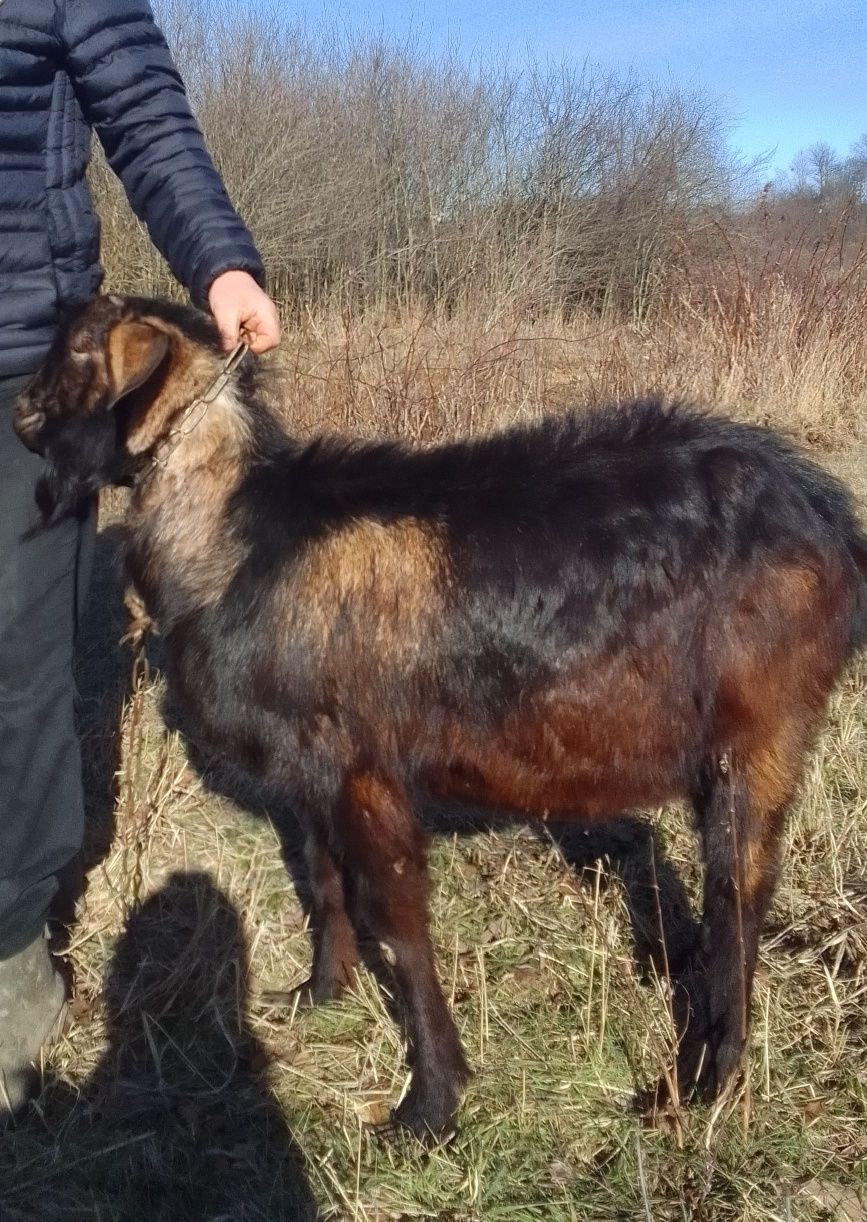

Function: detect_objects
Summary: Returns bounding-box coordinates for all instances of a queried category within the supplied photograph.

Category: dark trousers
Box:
[0,375,94,959]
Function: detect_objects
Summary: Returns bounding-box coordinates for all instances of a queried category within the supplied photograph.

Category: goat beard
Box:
[34,464,101,524]
[33,413,143,525]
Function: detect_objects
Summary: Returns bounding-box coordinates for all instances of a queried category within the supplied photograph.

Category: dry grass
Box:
[0,327,865,1220]
[272,296,867,449]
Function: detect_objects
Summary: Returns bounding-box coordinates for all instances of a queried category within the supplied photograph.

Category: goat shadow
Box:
[420,801,700,980]
[1,871,319,1221]
[76,522,700,1027]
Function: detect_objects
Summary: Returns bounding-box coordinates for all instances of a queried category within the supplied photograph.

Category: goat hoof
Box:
[291,977,346,1009]
[292,983,319,1010]
[636,1034,743,1120]
[372,1114,456,1148]
[669,1028,745,1105]
[385,1091,458,1145]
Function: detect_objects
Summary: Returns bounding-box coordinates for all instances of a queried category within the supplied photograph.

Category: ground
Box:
[0,446,864,1222]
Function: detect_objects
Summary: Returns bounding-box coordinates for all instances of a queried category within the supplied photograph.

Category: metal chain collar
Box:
[149,341,249,472]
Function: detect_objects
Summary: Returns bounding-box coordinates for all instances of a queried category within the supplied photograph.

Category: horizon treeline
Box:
[89,0,867,328]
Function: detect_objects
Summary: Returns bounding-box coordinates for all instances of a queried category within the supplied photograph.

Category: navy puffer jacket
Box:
[0,0,265,375]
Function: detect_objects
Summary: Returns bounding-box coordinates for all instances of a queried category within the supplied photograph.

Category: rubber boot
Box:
[0,930,66,1119]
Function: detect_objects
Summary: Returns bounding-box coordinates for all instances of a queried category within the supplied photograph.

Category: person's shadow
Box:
[1,871,319,1221]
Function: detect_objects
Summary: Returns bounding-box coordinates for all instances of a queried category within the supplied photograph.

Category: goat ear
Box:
[105,322,170,408]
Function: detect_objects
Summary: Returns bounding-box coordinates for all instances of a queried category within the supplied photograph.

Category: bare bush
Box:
[92,1,740,315]
[88,0,867,446]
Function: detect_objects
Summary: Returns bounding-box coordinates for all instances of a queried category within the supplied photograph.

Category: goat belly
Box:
[423,674,695,819]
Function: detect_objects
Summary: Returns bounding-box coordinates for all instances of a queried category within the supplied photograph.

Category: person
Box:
[0,0,280,1116]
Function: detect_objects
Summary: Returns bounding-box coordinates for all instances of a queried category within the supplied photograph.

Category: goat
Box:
[16,294,867,1139]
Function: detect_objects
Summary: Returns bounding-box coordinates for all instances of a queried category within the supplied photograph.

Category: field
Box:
[1,306,865,1221]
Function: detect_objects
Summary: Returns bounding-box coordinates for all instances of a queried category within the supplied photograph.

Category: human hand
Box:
[207,270,281,353]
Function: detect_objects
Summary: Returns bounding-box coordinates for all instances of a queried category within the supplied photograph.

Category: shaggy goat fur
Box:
[16,295,867,1138]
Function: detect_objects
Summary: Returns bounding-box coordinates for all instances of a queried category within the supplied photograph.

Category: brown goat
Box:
[15,294,867,1139]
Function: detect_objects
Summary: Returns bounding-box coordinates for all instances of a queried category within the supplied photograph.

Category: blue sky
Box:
[291,0,865,176]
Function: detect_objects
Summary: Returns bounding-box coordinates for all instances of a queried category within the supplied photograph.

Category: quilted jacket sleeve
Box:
[58,0,266,305]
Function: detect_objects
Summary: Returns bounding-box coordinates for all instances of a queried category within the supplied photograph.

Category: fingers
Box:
[207,270,281,354]
[216,313,241,352]
[240,304,281,354]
